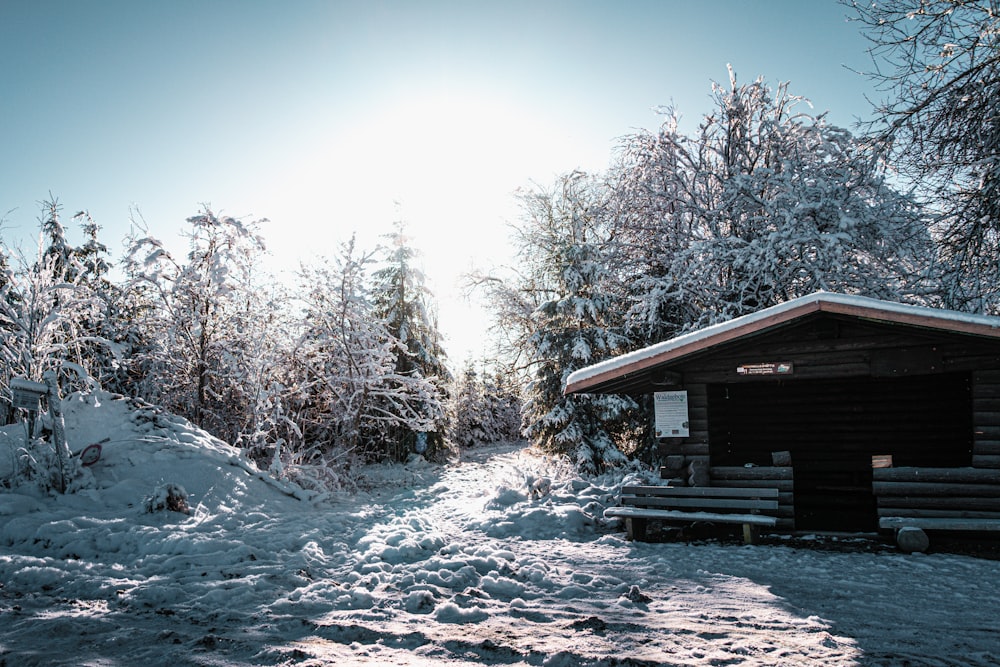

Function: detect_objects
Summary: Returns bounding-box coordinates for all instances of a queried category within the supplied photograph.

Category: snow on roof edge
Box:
[565,291,1000,393]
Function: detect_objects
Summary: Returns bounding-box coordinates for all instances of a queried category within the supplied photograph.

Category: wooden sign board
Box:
[654,390,689,438]
[736,361,794,376]
[10,378,48,411]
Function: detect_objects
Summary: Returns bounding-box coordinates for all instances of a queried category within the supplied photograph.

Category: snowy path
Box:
[2,406,1000,666]
[284,445,1000,666]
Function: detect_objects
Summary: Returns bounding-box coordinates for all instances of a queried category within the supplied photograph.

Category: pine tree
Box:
[370,218,449,460]
[449,360,489,448]
[514,172,640,473]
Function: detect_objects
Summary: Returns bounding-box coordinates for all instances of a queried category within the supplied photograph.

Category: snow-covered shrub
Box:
[5,431,89,494]
[143,482,190,514]
[266,436,362,495]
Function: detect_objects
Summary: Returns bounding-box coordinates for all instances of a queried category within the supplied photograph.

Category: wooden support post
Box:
[43,371,71,493]
[626,517,648,541]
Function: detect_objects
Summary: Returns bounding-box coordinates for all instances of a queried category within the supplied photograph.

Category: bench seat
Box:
[606,485,780,543]
[605,507,778,526]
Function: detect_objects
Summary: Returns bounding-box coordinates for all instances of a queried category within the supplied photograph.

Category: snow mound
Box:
[2,390,310,512]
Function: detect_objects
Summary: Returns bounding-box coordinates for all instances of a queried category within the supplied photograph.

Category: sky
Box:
[0,0,880,365]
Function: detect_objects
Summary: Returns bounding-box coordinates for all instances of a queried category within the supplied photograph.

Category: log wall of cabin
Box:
[647,315,1000,530]
[973,370,1000,469]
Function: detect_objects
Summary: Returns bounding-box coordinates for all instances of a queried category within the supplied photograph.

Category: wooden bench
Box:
[873,466,1000,551]
[604,485,779,544]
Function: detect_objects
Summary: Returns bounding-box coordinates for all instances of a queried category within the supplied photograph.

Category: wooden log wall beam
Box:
[872,467,1000,484]
[876,496,1000,511]
[973,455,1000,468]
[876,508,1000,519]
[872,481,1000,497]
[710,466,794,481]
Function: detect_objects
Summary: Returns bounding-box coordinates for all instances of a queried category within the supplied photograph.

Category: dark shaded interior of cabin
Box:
[707,373,974,531]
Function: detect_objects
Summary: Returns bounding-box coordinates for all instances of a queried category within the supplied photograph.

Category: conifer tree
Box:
[291,237,442,465]
[370,218,449,460]
[514,172,639,473]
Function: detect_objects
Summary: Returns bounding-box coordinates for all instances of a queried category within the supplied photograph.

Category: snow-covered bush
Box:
[123,207,273,446]
[143,482,190,514]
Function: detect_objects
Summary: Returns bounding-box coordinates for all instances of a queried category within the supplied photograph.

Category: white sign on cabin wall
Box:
[654,390,689,438]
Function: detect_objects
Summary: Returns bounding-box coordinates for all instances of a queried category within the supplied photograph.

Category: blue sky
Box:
[0,0,878,360]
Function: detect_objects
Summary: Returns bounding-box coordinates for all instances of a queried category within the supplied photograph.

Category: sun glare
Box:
[265,86,580,362]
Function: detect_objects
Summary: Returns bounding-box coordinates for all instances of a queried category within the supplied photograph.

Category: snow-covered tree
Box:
[481,365,523,442]
[448,360,490,448]
[848,0,1000,314]
[124,207,270,443]
[512,172,640,473]
[612,69,933,338]
[62,209,125,391]
[290,237,443,465]
[0,204,105,393]
[370,218,449,460]
[448,359,524,448]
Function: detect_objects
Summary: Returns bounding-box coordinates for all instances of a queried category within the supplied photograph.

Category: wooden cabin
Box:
[565,292,1000,534]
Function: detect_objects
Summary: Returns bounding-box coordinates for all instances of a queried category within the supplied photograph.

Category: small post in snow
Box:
[42,371,71,493]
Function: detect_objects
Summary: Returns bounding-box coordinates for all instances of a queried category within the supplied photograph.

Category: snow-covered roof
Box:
[565,291,1000,395]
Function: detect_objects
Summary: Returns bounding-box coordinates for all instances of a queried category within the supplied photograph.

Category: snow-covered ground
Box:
[1,391,998,666]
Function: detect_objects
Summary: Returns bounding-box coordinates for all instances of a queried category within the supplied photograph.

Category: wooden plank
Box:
[621,486,779,498]
[879,516,1000,531]
[710,466,794,481]
[973,370,1000,386]
[877,508,1000,519]
[621,496,779,511]
[877,496,1000,511]
[974,441,1000,455]
[712,479,794,491]
[972,385,1000,399]
[604,507,778,526]
[679,442,710,456]
[975,425,1000,439]
[973,454,1000,468]
[974,410,1000,421]
[872,467,1000,484]
[872,481,1000,497]
[973,398,1000,412]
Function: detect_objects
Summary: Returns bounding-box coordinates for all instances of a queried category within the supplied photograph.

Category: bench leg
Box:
[742,523,758,545]
[626,517,648,541]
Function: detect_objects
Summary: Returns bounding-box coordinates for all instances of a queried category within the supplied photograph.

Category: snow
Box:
[2,391,1000,665]
[565,290,1000,391]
